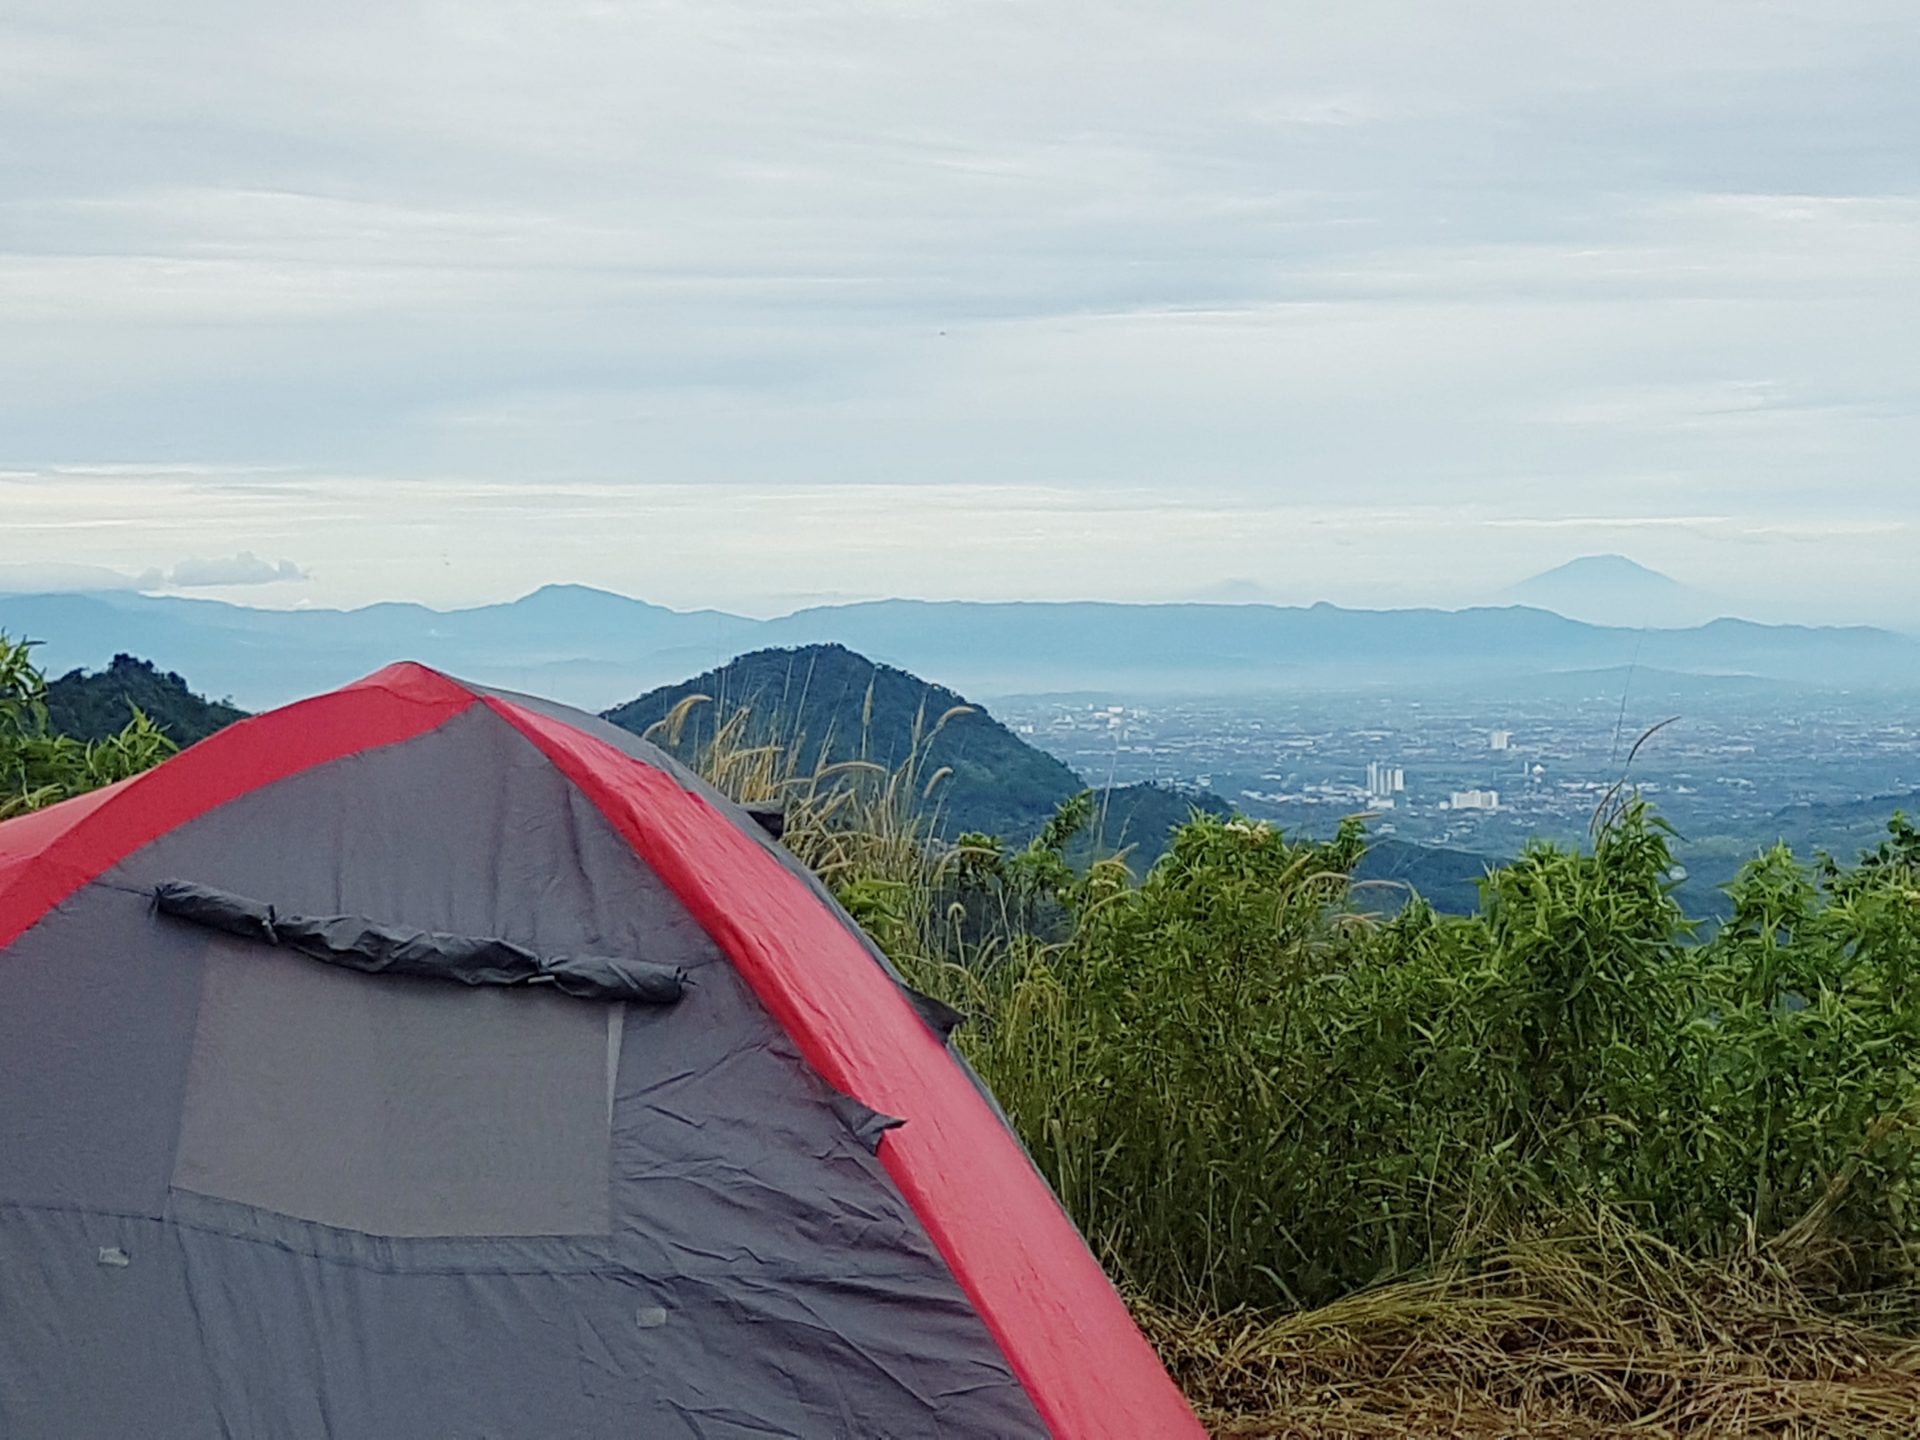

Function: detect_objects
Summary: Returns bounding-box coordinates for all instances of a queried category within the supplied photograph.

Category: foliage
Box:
[680,709,1920,1327]
[44,653,245,746]
[939,803,1920,1314]
[0,635,177,819]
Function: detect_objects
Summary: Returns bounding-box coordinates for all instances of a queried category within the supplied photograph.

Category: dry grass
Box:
[1138,1224,1920,1438]
[642,688,952,888]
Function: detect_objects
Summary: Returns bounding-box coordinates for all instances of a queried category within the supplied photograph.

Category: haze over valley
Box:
[4,554,1912,713]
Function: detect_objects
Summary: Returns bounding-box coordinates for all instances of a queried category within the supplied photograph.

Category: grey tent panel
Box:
[172,933,618,1238]
[0,703,1047,1438]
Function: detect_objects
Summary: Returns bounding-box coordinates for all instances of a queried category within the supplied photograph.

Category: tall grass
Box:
[649,694,1920,1431]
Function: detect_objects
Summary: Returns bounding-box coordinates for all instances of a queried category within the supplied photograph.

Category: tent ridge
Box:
[0,663,478,950]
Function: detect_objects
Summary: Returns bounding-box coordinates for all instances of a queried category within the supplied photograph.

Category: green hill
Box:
[44,654,246,747]
[1353,837,1496,914]
[603,644,1085,842]
[1764,789,1920,857]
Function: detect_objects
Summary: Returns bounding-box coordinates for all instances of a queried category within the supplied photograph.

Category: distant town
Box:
[993,676,1920,863]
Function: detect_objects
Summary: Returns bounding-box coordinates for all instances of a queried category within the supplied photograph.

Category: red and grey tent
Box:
[0,664,1201,1438]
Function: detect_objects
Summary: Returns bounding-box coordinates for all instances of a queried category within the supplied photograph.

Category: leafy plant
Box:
[0,634,177,818]
[679,708,1920,1319]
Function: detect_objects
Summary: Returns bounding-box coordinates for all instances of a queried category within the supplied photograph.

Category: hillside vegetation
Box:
[605,642,1081,839]
[0,637,179,817]
[45,653,244,746]
[685,697,1920,1436]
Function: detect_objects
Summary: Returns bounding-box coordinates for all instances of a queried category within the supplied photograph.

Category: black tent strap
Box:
[153,880,685,1005]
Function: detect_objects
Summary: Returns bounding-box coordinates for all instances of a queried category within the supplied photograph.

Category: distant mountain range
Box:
[4,583,1915,713]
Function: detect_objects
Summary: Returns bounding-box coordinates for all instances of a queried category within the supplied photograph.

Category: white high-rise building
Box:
[1447,789,1501,812]
[1365,762,1406,800]
[1490,730,1513,752]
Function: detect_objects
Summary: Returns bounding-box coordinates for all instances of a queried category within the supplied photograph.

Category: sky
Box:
[2,1,1917,621]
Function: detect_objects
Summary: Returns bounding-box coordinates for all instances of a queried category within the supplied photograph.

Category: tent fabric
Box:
[0,662,1203,1439]
[467,679,1035,1142]
[0,663,473,950]
[170,929,624,1238]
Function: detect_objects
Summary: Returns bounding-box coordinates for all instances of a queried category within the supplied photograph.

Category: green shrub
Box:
[834,789,1920,1314]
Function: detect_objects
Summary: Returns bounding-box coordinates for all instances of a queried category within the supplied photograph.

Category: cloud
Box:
[164,552,309,588]
[0,2,1916,616]
[0,553,309,592]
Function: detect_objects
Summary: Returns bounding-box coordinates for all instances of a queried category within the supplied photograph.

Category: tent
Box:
[0,664,1201,1438]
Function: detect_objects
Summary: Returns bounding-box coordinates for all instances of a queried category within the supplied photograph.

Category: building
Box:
[1490,730,1513,752]
[1447,789,1501,811]
[1365,761,1406,801]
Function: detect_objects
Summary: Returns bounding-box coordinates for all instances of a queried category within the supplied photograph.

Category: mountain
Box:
[44,654,246,747]
[8,584,1916,712]
[1506,555,1721,628]
[0,586,760,710]
[1748,789,1920,861]
[1084,784,1232,861]
[1353,838,1495,915]
[759,599,1913,698]
[604,644,1085,842]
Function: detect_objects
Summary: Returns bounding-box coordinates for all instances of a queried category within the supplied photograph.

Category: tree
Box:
[0,634,175,819]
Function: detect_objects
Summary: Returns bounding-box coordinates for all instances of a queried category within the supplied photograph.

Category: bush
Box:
[770,770,1920,1316]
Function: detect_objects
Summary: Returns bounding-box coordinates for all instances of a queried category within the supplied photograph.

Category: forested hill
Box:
[603,643,1086,841]
[44,654,245,746]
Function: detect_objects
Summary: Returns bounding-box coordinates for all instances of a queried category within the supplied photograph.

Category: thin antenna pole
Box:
[1610,627,1648,767]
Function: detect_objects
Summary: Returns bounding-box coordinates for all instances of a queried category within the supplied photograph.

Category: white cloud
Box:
[165,552,309,587]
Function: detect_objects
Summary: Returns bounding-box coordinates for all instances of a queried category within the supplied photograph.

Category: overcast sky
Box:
[2,1,1916,620]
